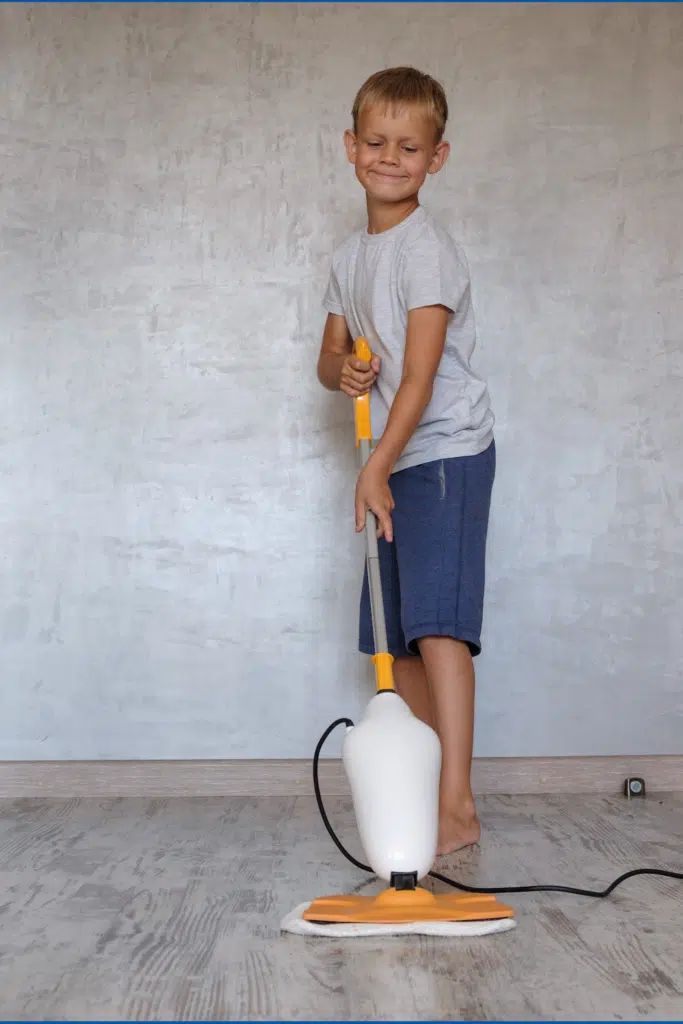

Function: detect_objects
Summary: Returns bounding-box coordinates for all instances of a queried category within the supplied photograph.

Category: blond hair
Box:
[352,66,448,142]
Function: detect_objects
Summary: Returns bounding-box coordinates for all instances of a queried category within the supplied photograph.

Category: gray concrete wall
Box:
[1,2,681,759]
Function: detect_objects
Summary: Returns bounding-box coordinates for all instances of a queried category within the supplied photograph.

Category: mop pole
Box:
[353,337,395,694]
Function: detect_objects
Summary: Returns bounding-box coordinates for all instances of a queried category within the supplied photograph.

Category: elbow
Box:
[316,360,329,390]
[317,355,335,391]
[316,353,327,387]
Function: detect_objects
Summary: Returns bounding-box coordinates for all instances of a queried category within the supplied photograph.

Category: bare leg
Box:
[393,655,435,729]
[418,636,480,855]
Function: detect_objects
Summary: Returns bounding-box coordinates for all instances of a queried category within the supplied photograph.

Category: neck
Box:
[366,195,419,235]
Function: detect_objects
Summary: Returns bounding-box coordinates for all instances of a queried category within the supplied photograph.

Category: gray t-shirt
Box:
[323,205,494,474]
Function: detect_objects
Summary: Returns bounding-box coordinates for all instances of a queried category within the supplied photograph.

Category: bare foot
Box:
[436,808,481,856]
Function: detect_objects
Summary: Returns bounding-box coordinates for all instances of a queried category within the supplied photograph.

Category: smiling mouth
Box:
[370,170,407,181]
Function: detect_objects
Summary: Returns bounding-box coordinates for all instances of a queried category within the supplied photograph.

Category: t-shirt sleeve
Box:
[322,260,344,316]
[402,230,470,314]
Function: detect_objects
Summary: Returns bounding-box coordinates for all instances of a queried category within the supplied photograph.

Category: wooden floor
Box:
[0,794,682,1020]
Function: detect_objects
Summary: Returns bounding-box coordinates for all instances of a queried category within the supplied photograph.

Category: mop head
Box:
[281,887,517,938]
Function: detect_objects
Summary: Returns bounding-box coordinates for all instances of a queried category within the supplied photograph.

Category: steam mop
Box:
[281,338,516,938]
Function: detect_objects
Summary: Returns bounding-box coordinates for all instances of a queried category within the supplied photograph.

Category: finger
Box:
[343,364,373,382]
[347,368,375,386]
[376,516,393,543]
[349,356,371,372]
[355,493,365,533]
[371,356,381,373]
[341,380,367,398]
[372,504,393,543]
[343,377,374,398]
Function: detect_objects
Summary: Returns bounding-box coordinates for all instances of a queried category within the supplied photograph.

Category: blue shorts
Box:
[359,441,495,659]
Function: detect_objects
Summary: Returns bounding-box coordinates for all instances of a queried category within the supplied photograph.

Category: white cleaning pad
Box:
[281,902,516,938]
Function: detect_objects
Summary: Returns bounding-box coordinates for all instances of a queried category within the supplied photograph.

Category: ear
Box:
[427,140,450,175]
[344,128,358,165]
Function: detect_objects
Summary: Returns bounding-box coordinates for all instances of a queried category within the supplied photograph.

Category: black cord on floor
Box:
[313,719,683,899]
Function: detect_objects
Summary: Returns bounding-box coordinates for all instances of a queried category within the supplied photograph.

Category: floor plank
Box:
[0,794,681,1020]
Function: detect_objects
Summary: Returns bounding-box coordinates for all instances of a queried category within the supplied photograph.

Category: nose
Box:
[380,143,400,165]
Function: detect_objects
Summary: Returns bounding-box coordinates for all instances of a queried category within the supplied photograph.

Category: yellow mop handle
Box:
[353,337,395,694]
[354,337,373,448]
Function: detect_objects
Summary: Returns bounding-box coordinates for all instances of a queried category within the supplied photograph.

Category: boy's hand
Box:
[340,351,381,398]
[355,460,395,542]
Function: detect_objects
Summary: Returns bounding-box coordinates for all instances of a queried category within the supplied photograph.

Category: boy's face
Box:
[344,104,449,204]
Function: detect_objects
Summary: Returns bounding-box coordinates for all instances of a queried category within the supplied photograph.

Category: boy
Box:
[317,67,495,855]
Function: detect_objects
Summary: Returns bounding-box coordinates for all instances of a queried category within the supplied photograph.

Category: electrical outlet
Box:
[624,776,646,798]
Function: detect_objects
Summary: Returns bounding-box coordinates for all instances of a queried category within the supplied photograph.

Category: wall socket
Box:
[624,777,646,798]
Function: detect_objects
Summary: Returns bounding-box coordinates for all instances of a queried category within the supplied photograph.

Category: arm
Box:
[354,304,449,539]
[370,304,449,476]
[317,312,380,396]
[317,313,353,390]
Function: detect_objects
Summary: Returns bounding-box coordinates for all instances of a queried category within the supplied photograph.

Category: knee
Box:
[417,635,472,660]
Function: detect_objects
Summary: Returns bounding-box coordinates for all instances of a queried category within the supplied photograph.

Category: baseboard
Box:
[0,755,680,799]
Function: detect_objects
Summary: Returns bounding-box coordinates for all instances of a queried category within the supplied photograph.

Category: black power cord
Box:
[314,718,683,898]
